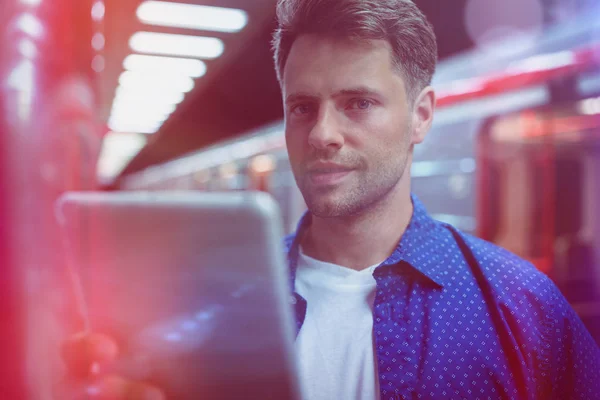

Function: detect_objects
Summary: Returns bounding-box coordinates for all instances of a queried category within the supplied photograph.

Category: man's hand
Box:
[58,332,165,400]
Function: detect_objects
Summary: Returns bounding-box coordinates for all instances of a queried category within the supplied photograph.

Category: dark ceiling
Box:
[116,0,473,180]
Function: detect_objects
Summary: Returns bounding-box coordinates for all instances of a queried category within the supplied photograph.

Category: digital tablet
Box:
[55,191,301,400]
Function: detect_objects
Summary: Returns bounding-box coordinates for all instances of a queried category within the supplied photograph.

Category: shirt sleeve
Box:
[548,280,600,400]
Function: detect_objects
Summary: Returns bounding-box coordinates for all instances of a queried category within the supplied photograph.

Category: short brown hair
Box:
[272,0,438,100]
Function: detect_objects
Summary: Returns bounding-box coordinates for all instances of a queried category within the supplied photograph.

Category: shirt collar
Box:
[285,193,450,288]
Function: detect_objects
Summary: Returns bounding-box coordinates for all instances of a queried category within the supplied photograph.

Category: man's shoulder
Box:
[446,225,600,395]
[442,224,560,304]
[453,227,538,273]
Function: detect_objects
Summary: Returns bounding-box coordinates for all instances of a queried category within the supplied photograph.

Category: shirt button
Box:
[290,295,297,305]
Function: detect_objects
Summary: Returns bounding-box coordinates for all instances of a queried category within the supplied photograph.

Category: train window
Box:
[478,102,600,282]
[205,169,220,191]
[553,157,582,238]
[480,111,556,272]
[193,169,210,190]
[218,162,245,190]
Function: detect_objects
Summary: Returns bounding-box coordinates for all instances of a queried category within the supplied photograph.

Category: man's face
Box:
[282,35,417,217]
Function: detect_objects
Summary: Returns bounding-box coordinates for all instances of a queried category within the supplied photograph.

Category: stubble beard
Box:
[299,152,409,218]
[296,121,414,218]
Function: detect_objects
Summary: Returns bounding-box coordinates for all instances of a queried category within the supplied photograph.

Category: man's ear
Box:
[410,86,436,145]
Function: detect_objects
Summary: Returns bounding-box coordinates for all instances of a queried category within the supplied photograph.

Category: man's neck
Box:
[301,182,413,271]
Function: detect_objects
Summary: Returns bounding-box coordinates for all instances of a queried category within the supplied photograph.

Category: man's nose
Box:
[307,106,344,151]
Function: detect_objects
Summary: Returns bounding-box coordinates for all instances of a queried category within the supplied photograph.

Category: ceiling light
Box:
[101,132,148,154]
[109,111,172,127]
[109,106,173,122]
[92,32,105,51]
[109,107,173,123]
[578,97,600,115]
[108,120,162,134]
[92,55,105,72]
[509,51,574,74]
[123,54,207,78]
[97,132,148,180]
[16,13,44,38]
[7,59,34,122]
[111,101,176,115]
[129,32,224,59]
[118,71,195,93]
[108,118,168,132]
[18,38,37,59]
[92,1,105,21]
[109,114,171,128]
[114,86,185,105]
[136,1,248,33]
[250,155,276,174]
[20,0,41,6]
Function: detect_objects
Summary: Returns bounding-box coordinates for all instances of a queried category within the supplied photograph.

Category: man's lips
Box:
[306,162,354,173]
[306,164,354,186]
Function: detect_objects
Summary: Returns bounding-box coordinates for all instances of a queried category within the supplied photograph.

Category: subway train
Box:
[118,10,600,342]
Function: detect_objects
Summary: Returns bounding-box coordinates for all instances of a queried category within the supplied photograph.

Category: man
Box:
[65,0,600,399]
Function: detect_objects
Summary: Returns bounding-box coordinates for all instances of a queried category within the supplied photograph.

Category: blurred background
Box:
[0,0,599,398]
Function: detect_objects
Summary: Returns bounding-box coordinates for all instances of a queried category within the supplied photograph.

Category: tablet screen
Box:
[56,192,301,400]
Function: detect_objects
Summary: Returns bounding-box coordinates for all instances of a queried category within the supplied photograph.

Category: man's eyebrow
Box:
[335,86,382,98]
[285,92,319,105]
[285,86,383,105]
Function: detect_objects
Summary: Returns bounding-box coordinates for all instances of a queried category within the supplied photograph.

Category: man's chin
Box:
[305,195,357,218]
[305,195,340,217]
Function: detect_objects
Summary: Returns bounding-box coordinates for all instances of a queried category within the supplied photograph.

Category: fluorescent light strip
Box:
[109,113,171,125]
[108,120,162,134]
[97,132,148,180]
[136,1,248,33]
[577,97,600,115]
[109,109,168,119]
[17,13,44,38]
[508,51,575,74]
[92,1,105,21]
[109,117,166,127]
[108,128,161,135]
[18,38,36,59]
[109,115,171,127]
[109,110,172,124]
[111,95,178,111]
[111,102,176,116]
[109,120,168,132]
[92,55,105,72]
[129,32,224,59]
[115,87,186,105]
[92,32,105,51]
[123,54,207,78]
[118,71,195,93]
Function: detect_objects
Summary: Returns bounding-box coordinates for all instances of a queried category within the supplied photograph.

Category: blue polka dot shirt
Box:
[284,194,600,400]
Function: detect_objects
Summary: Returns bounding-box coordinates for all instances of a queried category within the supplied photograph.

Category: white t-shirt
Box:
[294,250,381,400]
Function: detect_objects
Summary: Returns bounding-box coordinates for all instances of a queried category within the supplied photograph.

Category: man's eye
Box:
[291,104,312,115]
[348,99,374,110]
